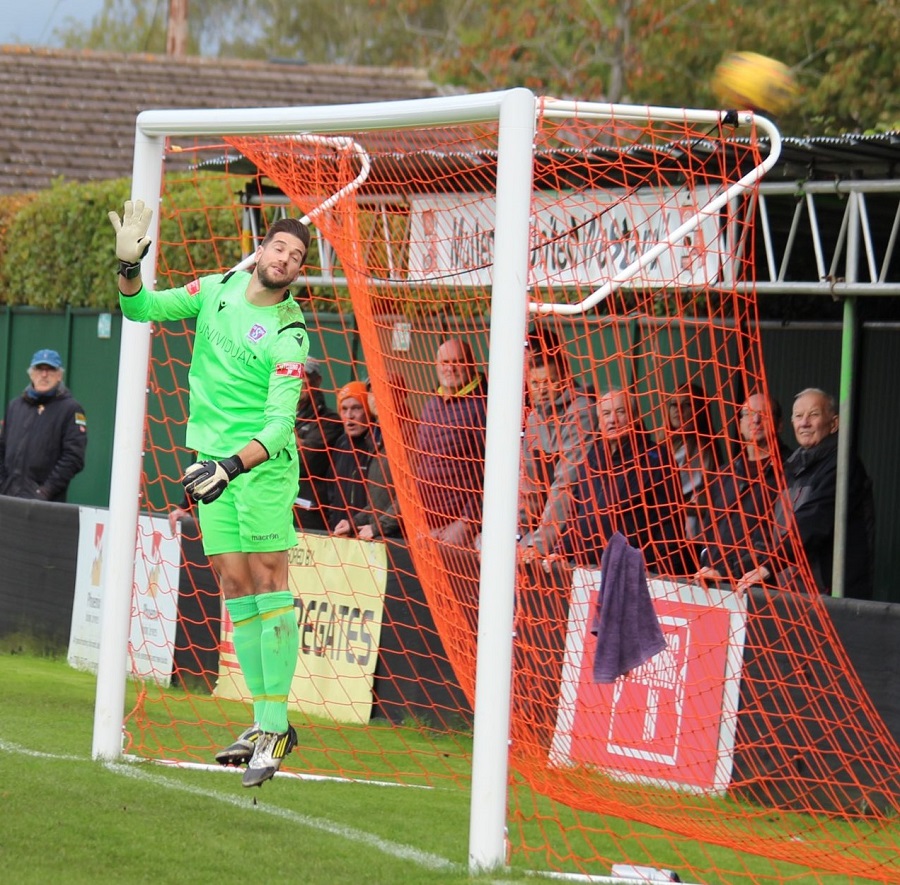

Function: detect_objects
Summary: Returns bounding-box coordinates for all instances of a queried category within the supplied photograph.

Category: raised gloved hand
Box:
[108,200,154,272]
[182,455,246,504]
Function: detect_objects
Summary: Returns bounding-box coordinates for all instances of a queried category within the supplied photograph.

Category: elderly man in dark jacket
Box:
[695,391,791,591]
[0,348,87,502]
[558,388,688,575]
[783,387,874,599]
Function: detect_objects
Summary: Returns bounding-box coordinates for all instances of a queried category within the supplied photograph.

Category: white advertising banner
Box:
[69,508,181,685]
[407,185,728,290]
[67,508,107,672]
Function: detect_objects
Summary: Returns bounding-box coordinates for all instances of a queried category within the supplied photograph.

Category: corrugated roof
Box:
[0,44,444,196]
[193,132,900,200]
[747,133,900,181]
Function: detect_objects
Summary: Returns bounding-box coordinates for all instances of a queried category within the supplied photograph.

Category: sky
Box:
[1,0,106,47]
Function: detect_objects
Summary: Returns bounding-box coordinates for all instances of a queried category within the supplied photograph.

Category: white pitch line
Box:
[1,738,460,876]
[4,738,704,884]
[134,754,431,789]
[0,737,83,761]
[107,760,462,874]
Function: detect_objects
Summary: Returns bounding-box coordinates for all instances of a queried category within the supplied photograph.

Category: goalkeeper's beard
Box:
[256,262,294,290]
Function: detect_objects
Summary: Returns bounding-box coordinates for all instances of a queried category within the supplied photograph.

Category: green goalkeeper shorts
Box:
[195,447,299,556]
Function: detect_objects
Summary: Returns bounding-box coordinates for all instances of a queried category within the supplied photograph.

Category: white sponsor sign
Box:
[408,186,729,290]
[69,508,181,685]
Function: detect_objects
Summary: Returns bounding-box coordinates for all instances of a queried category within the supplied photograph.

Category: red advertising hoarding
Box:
[550,570,747,795]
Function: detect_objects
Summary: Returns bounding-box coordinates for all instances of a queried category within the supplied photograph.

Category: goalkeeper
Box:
[109,200,310,788]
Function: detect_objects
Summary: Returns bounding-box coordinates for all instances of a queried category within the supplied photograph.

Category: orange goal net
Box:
[117,95,900,883]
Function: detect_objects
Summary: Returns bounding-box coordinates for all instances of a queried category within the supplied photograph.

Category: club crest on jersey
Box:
[247,323,267,343]
[186,279,201,296]
[276,361,305,378]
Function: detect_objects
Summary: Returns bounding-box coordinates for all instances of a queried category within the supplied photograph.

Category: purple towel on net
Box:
[591,532,667,684]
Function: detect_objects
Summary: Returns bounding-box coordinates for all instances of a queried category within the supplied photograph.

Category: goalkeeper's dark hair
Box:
[263,217,311,251]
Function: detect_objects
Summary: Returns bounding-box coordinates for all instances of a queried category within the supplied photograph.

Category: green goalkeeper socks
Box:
[224,595,266,725]
[256,590,300,734]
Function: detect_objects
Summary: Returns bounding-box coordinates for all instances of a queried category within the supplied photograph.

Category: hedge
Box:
[0,175,243,310]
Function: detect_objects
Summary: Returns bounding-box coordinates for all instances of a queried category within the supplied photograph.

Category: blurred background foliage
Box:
[0,175,240,308]
[53,0,900,136]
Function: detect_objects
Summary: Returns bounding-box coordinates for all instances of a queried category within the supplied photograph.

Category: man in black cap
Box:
[0,348,88,501]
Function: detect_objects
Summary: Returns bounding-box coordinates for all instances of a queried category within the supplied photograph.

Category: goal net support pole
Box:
[467,87,537,873]
[533,102,783,317]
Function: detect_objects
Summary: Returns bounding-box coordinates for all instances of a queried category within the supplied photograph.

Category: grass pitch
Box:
[0,652,486,885]
[1,649,882,885]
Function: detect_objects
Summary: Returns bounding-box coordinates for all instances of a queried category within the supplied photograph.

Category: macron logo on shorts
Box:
[276,362,305,378]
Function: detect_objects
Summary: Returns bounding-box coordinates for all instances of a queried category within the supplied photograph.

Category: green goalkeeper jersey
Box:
[120,272,309,459]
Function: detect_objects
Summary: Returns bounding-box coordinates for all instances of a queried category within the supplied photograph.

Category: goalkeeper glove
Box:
[182,455,246,505]
[108,199,154,278]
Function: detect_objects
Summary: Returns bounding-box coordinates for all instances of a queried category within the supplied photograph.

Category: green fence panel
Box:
[66,310,122,507]
[0,307,119,507]
[305,309,361,405]
[2,308,72,408]
[856,327,900,603]
[0,306,10,405]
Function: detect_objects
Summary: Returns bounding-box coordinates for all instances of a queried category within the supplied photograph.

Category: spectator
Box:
[663,382,722,540]
[294,357,342,532]
[415,338,488,548]
[557,388,687,574]
[695,391,790,590]
[784,387,875,599]
[0,348,87,502]
[326,380,400,540]
[518,327,596,557]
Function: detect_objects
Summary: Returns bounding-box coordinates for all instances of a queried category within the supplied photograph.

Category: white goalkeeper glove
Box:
[108,199,154,278]
[182,456,247,505]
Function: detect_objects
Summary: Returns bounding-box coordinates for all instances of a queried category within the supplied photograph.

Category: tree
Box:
[624,0,900,135]
[56,0,455,66]
[55,0,171,54]
[437,0,900,135]
[55,0,900,135]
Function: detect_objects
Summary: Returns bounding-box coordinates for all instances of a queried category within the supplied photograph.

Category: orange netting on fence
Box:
[126,102,900,883]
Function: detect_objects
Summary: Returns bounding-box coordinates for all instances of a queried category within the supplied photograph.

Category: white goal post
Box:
[93,88,780,877]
